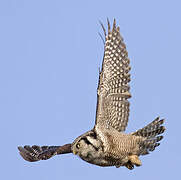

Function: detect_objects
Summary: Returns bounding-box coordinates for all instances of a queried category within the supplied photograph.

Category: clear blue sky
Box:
[0,0,180,179]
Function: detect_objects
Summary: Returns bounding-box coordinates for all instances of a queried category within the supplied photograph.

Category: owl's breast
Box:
[97,127,137,158]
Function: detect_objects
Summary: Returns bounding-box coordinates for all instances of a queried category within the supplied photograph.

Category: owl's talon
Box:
[125,162,134,170]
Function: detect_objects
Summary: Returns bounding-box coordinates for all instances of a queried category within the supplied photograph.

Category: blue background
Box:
[0,0,179,179]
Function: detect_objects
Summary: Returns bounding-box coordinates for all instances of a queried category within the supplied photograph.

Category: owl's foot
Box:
[128,155,142,166]
[125,161,134,170]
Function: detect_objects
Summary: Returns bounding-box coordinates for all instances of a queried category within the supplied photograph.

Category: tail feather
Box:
[132,117,165,155]
[133,117,165,137]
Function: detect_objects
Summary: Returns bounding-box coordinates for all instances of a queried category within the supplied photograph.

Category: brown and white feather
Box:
[95,19,131,132]
[18,144,72,162]
[18,19,165,170]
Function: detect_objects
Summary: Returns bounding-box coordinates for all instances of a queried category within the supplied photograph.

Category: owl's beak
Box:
[73,150,77,155]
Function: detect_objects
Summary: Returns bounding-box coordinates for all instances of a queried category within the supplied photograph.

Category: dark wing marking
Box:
[18,144,72,162]
[131,117,165,155]
[95,19,131,132]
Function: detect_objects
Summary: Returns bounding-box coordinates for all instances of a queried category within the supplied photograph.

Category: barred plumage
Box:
[18,144,71,162]
[132,117,165,137]
[131,117,165,155]
[96,19,131,132]
[18,19,165,170]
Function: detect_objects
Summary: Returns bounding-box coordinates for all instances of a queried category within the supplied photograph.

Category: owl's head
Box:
[71,130,102,163]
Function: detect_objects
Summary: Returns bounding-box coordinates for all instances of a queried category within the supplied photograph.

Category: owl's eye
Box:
[76,143,80,149]
[87,153,92,158]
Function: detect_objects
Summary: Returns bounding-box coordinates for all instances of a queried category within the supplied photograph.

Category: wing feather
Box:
[95,19,131,132]
[18,144,72,162]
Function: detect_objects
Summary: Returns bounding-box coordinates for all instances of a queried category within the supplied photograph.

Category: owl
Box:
[18,19,165,170]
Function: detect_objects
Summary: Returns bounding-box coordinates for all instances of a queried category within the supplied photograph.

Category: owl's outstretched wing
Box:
[95,19,131,132]
[18,144,72,162]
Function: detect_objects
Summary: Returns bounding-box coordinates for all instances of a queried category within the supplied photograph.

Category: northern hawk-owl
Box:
[18,19,165,170]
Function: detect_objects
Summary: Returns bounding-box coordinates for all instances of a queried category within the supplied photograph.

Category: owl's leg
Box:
[128,155,142,166]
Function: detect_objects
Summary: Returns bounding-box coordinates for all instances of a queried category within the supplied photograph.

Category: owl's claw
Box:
[125,161,134,170]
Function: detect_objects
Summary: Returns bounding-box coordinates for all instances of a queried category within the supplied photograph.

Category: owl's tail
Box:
[132,117,165,155]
